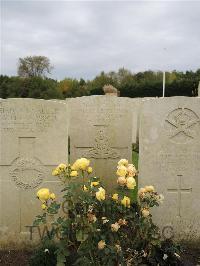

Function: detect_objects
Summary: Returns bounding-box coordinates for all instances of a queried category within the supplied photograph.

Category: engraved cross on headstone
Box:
[18,137,36,186]
[19,137,35,158]
[167,174,192,217]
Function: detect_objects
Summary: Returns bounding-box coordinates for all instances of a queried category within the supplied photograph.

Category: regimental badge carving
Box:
[87,127,120,159]
[165,108,200,144]
[10,157,45,189]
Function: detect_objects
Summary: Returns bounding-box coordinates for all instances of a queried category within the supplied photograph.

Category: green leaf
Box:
[56,263,65,266]
[73,256,92,266]
[47,202,61,214]
[76,230,88,242]
[57,253,66,264]
[57,217,64,224]
[33,213,47,226]
[104,247,110,255]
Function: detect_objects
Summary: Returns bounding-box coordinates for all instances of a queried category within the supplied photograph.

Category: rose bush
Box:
[32,158,180,266]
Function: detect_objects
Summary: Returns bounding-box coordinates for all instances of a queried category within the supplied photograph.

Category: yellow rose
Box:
[127,164,137,177]
[91,181,99,187]
[112,193,118,201]
[83,185,89,192]
[52,168,60,176]
[71,161,79,171]
[145,185,155,192]
[115,244,121,252]
[41,203,47,210]
[98,240,106,250]
[102,217,109,224]
[116,165,127,177]
[37,188,50,201]
[96,187,106,201]
[118,159,129,167]
[117,176,127,186]
[87,167,93,174]
[87,213,97,223]
[142,208,150,217]
[118,219,127,226]
[126,177,136,190]
[50,193,56,200]
[111,222,120,232]
[71,164,76,171]
[58,163,67,170]
[70,170,78,177]
[138,187,146,196]
[121,196,131,208]
[79,158,90,170]
[73,158,90,171]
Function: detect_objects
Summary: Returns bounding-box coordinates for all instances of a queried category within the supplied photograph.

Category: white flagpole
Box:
[162,48,166,97]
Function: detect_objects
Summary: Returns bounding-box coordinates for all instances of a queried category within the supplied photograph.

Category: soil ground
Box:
[0,250,32,266]
[180,245,200,266]
[0,246,200,266]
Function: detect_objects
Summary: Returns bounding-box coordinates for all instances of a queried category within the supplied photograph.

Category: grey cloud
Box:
[1,0,200,80]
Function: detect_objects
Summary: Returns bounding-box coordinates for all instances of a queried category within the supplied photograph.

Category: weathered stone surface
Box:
[139,97,200,240]
[0,99,68,245]
[69,96,132,191]
[130,98,155,144]
[198,82,200,97]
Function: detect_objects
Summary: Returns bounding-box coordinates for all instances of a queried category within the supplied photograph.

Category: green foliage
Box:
[88,69,200,97]
[1,68,199,99]
[56,78,89,98]
[0,76,63,99]
[132,150,139,201]
[32,159,179,265]
[33,213,47,226]
[87,71,118,95]
[0,75,22,98]
[29,241,57,266]
[147,240,182,265]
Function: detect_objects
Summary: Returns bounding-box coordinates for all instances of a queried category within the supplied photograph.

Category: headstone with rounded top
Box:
[139,96,200,241]
[0,98,69,246]
[69,95,133,191]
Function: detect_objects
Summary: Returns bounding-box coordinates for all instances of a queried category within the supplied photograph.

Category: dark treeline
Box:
[1,68,200,99]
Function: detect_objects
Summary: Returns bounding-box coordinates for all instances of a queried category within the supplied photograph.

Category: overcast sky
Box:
[1,0,200,80]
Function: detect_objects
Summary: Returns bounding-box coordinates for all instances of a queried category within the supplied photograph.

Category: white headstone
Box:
[139,97,200,240]
[69,96,132,191]
[0,99,69,245]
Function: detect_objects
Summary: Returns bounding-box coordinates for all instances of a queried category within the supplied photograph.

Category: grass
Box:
[132,150,139,168]
[132,150,139,201]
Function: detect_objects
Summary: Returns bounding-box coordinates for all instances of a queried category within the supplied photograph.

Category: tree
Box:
[57,78,89,98]
[0,75,22,98]
[0,75,63,99]
[2,68,199,99]
[19,77,62,99]
[87,71,118,95]
[17,56,53,78]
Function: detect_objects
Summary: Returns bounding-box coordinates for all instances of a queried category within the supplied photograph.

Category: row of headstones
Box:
[0,96,199,246]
